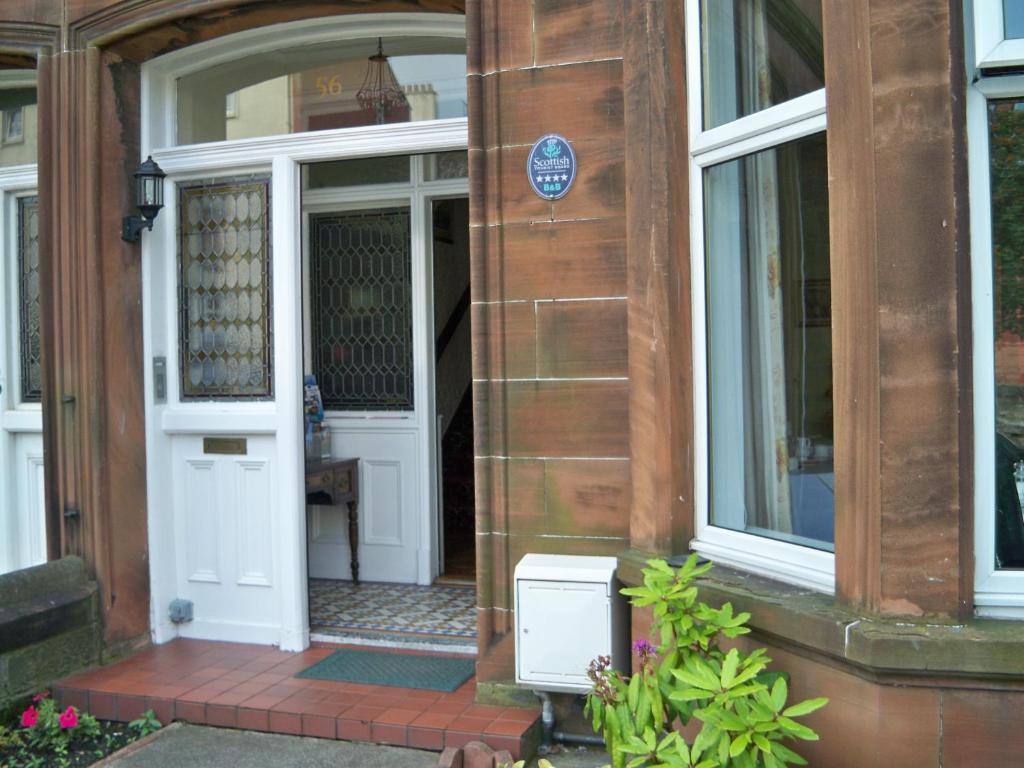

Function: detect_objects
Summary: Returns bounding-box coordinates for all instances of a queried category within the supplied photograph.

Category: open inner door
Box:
[301,154,476,646]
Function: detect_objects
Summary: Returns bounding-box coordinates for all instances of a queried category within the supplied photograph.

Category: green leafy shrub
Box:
[0,692,162,768]
[584,557,827,768]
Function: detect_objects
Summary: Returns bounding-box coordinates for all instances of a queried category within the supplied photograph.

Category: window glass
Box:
[705,131,833,549]
[310,208,413,411]
[18,196,40,402]
[701,0,824,130]
[303,155,410,190]
[989,98,1024,568]
[0,77,35,167]
[177,38,466,145]
[1006,1,1024,39]
[178,176,273,399]
[423,150,468,181]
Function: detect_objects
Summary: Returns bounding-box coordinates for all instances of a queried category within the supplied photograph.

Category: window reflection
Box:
[1006,0,1024,40]
[705,132,833,549]
[0,73,36,167]
[701,0,824,130]
[990,99,1024,567]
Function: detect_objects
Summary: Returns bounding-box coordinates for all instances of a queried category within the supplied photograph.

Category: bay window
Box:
[686,0,833,590]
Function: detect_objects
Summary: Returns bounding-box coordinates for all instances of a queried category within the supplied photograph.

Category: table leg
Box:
[347,500,359,584]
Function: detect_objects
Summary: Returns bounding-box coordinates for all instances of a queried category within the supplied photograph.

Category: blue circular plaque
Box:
[527,134,577,200]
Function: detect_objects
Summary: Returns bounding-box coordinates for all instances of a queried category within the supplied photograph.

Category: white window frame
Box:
[684,0,834,592]
[967,0,1024,615]
[974,0,1024,69]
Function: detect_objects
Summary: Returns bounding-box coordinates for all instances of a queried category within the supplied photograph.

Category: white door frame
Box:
[141,13,467,650]
[301,165,469,586]
[0,164,42,575]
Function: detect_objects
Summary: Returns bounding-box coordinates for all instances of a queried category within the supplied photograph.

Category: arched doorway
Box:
[140,13,472,651]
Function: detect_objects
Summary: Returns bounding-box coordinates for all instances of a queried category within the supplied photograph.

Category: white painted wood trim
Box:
[689,90,826,159]
[150,120,469,174]
[0,165,39,575]
[272,155,309,651]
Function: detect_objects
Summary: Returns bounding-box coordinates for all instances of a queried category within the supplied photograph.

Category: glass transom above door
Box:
[176,37,466,145]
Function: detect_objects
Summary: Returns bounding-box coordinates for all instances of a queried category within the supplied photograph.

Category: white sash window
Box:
[686,0,834,591]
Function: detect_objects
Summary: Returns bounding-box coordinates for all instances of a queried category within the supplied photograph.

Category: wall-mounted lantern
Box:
[122,155,166,243]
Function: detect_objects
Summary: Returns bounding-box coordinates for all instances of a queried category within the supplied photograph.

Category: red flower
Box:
[59,706,78,730]
[20,707,38,728]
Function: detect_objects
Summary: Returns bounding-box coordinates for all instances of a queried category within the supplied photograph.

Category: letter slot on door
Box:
[514,554,628,693]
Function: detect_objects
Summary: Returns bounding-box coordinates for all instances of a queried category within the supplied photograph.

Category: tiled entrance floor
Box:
[309,580,477,641]
[54,639,538,758]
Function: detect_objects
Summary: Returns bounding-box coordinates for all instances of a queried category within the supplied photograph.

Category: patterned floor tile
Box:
[309,580,477,639]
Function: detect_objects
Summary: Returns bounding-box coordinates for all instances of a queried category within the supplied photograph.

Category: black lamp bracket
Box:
[122,215,154,243]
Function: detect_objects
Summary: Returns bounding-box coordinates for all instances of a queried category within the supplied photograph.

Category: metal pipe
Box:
[552,730,606,747]
[533,691,606,748]
[534,690,555,747]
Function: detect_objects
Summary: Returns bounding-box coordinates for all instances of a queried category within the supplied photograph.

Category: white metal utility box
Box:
[514,554,628,693]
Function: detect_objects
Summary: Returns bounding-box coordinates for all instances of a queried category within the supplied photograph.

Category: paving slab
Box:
[104,723,439,768]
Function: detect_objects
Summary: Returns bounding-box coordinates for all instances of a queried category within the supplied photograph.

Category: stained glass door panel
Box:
[178,176,273,399]
[309,208,413,411]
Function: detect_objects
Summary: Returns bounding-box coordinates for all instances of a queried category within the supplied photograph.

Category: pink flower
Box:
[20,707,38,728]
[59,706,78,730]
[31,691,49,703]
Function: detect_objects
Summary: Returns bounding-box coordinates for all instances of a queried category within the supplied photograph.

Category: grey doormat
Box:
[295,648,475,692]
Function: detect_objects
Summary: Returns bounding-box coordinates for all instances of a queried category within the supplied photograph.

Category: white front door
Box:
[142,129,466,650]
[0,171,44,575]
[304,203,422,584]
[144,164,306,647]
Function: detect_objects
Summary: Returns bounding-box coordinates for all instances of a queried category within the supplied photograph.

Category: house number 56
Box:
[316,75,342,97]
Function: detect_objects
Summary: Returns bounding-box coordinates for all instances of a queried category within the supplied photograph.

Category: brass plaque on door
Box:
[203,437,247,455]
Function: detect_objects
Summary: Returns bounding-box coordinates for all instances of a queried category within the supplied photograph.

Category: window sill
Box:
[618,548,1024,679]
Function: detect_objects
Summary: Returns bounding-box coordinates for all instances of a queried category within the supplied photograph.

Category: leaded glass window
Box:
[310,208,413,411]
[178,176,273,399]
[18,195,40,403]
[423,151,468,181]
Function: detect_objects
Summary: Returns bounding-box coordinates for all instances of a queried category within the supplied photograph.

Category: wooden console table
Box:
[305,458,360,583]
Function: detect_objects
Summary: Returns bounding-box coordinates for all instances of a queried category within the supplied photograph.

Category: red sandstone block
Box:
[438,746,464,768]
[464,741,496,768]
[482,735,522,758]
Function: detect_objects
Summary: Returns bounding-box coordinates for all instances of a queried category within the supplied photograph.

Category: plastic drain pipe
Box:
[533,691,606,748]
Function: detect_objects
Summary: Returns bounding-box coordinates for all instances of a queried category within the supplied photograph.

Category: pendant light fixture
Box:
[356,37,409,125]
